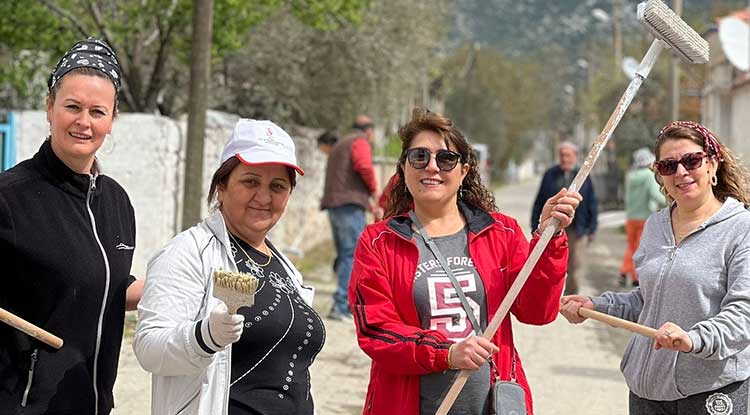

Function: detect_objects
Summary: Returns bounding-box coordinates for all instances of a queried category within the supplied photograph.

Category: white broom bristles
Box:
[213,270,258,295]
[638,0,709,64]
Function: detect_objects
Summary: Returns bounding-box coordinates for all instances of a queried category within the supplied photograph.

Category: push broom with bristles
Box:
[435,1,708,413]
[213,270,258,314]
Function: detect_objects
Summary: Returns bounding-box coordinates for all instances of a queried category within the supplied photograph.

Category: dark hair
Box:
[384,108,497,218]
[316,131,338,147]
[353,122,374,132]
[47,67,119,115]
[207,158,297,209]
[655,124,750,207]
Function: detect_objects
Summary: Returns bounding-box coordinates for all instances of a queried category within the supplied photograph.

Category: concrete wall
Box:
[13,111,330,277]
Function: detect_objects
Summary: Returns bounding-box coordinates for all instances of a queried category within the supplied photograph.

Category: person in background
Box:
[320,114,380,321]
[561,121,750,414]
[316,130,338,155]
[619,147,665,287]
[134,119,324,415]
[531,140,597,295]
[376,172,400,216]
[0,37,142,414]
[350,108,582,414]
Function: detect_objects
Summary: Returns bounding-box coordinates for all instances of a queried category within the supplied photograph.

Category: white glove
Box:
[206,302,244,350]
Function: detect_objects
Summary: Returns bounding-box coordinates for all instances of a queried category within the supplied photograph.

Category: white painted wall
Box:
[13,110,330,278]
[703,27,750,162]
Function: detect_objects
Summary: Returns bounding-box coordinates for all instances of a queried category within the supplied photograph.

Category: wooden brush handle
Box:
[578,308,656,337]
[578,307,681,347]
[0,307,64,349]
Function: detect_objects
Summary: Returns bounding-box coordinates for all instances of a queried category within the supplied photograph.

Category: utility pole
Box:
[612,0,624,79]
[670,0,683,120]
[181,0,214,230]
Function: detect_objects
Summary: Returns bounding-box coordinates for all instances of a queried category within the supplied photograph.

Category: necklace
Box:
[229,232,273,267]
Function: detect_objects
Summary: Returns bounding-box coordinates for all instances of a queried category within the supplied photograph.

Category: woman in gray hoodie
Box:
[560,121,750,414]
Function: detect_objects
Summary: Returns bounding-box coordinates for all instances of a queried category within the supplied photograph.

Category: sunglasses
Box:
[404,147,462,171]
[654,152,709,176]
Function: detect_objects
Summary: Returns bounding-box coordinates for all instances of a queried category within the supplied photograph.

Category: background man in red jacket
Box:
[320,115,380,321]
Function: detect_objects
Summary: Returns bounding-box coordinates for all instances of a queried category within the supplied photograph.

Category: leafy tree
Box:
[213,0,449,132]
[442,44,554,181]
[0,0,367,113]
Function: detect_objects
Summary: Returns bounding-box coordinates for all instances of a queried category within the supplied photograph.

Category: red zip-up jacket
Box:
[349,202,568,414]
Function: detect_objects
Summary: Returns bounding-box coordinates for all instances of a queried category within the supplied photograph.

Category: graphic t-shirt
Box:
[228,234,325,415]
[413,227,491,415]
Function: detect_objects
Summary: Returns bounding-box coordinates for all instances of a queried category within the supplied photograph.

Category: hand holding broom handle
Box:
[435,1,707,413]
[0,307,64,349]
[578,308,681,348]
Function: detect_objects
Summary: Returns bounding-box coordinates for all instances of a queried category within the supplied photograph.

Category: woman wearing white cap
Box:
[134,119,324,415]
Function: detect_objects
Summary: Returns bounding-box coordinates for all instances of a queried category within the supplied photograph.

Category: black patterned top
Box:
[227,234,325,415]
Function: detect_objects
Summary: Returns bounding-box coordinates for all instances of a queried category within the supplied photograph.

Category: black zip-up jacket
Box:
[0,140,136,415]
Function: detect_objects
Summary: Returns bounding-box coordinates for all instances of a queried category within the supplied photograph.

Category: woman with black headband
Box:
[561,121,750,413]
[0,37,141,414]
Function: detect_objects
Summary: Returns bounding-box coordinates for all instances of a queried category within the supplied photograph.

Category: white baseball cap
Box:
[220,119,304,175]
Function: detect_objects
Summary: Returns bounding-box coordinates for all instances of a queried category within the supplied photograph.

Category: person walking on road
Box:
[619,147,665,287]
[350,108,582,415]
[560,121,750,414]
[531,141,597,295]
[320,115,380,321]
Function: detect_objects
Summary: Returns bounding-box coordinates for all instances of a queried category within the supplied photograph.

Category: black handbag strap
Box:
[409,210,517,381]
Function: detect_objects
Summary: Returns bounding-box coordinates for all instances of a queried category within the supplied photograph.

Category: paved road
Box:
[113,178,635,414]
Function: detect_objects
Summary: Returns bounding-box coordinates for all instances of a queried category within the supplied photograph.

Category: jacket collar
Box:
[387,201,495,240]
[33,139,99,198]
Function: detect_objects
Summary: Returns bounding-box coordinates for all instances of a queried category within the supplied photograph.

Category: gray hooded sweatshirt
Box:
[592,197,750,401]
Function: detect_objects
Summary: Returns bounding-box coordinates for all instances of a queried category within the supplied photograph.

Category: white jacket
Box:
[133,211,314,415]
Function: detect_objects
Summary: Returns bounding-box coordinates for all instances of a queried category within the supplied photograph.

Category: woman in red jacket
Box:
[349,108,581,415]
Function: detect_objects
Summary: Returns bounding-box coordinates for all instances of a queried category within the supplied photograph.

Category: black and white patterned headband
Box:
[48,37,122,93]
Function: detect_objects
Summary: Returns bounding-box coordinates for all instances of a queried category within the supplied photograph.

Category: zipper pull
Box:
[21,349,39,407]
[89,175,97,192]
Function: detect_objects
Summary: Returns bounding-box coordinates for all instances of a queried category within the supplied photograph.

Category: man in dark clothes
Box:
[531,141,597,295]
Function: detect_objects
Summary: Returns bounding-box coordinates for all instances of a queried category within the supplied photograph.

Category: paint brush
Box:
[212,270,258,314]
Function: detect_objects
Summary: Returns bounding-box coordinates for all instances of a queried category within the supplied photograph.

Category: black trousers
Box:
[629,379,749,415]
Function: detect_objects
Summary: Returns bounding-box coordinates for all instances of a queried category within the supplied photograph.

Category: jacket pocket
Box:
[20,349,38,407]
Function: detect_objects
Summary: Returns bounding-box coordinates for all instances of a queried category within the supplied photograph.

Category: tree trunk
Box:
[181,0,214,230]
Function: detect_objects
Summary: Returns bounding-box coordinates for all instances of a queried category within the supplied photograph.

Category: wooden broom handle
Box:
[578,307,681,348]
[0,307,64,349]
[578,307,656,337]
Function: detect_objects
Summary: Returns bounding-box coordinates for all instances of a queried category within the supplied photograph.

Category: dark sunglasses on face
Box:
[405,147,462,171]
[654,152,709,176]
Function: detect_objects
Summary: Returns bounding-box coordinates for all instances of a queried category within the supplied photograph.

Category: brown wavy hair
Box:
[384,108,497,218]
[654,124,750,207]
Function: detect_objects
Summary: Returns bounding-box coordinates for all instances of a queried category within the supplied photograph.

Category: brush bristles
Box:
[213,270,258,294]
[638,0,709,64]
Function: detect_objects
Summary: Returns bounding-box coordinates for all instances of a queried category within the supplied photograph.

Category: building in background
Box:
[703,10,750,160]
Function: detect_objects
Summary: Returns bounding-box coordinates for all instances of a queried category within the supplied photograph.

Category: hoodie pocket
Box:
[20,348,38,407]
